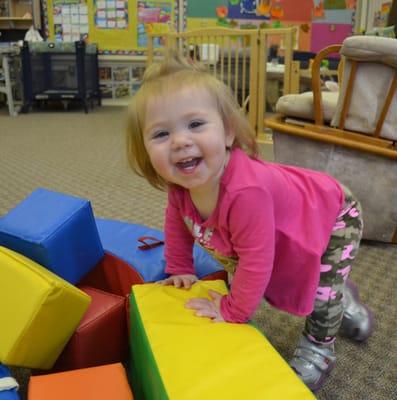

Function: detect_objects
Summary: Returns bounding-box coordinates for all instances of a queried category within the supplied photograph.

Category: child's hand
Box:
[185,290,225,322]
[158,274,198,289]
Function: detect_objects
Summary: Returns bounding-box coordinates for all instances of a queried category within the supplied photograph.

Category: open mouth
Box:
[175,157,202,171]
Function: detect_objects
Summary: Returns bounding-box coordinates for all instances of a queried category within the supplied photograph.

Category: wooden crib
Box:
[146,27,298,139]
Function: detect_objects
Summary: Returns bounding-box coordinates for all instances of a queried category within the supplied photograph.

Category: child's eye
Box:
[189,120,204,129]
[153,130,169,139]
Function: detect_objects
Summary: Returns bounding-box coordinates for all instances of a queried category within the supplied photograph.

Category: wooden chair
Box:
[266,35,397,243]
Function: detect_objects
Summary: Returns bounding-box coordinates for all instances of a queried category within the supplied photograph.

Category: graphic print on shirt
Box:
[183,216,238,274]
[183,216,214,247]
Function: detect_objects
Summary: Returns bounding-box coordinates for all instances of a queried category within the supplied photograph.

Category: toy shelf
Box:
[0,0,40,29]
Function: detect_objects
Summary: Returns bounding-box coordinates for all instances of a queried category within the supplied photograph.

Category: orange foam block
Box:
[28,363,133,400]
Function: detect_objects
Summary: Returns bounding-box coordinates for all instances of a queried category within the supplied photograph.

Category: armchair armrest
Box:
[311,44,342,126]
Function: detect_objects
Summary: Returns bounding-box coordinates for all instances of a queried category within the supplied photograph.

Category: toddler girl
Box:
[126,53,374,391]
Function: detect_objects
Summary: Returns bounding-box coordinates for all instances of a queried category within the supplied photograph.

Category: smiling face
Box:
[143,86,235,196]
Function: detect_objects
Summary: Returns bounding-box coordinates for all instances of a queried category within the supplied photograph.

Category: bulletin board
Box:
[186,0,314,22]
[311,0,356,52]
[43,0,182,54]
[186,0,357,52]
[225,0,313,22]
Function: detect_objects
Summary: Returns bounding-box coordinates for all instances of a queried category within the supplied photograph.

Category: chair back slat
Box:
[338,60,357,130]
[374,71,397,138]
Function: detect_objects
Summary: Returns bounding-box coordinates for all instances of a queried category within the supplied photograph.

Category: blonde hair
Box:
[126,51,259,190]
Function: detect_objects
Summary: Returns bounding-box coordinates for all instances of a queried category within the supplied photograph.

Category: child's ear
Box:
[225,128,236,147]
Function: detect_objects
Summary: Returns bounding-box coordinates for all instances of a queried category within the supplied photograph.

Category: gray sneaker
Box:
[289,335,336,392]
[339,279,374,342]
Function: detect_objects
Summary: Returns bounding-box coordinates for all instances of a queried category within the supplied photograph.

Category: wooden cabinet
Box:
[0,0,41,29]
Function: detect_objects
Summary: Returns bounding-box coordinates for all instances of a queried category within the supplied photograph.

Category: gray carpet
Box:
[1,105,396,400]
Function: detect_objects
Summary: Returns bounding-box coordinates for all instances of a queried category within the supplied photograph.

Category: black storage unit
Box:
[20,40,101,113]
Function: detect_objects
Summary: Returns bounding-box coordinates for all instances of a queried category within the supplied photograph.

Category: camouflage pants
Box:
[304,185,363,344]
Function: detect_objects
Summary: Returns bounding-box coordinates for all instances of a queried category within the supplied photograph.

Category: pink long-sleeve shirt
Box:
[164,148,344,322]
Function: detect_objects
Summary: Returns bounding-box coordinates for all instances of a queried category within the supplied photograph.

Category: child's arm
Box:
[187,188,276,323]
[221,189,276,322]
[162,190,197,280]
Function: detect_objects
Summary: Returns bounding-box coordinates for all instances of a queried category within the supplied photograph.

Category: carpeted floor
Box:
[1,105,396,400]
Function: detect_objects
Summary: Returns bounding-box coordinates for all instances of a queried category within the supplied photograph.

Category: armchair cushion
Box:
[276,91,338,123]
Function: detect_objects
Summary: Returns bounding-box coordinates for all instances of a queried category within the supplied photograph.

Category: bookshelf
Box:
[98,55,146,106]
[0,0,41,29]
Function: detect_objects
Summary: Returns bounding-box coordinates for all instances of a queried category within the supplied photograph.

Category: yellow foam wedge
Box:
[129,280,315,399]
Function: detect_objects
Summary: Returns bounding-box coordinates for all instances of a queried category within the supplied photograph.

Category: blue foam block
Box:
[0,188,104,284]
[95,218,224,282]
[0,365,20,400]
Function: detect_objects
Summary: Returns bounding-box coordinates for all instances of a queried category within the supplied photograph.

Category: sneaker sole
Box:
[308,361,336,392]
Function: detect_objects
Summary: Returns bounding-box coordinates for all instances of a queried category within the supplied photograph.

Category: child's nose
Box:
[171,130,192,150]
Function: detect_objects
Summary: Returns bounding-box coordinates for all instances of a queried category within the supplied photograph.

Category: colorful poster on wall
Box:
[137,0,173,47]
[52,0,89,42]
[225,0,312,23]
[373,1,392,27]
[94,0,128,29]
